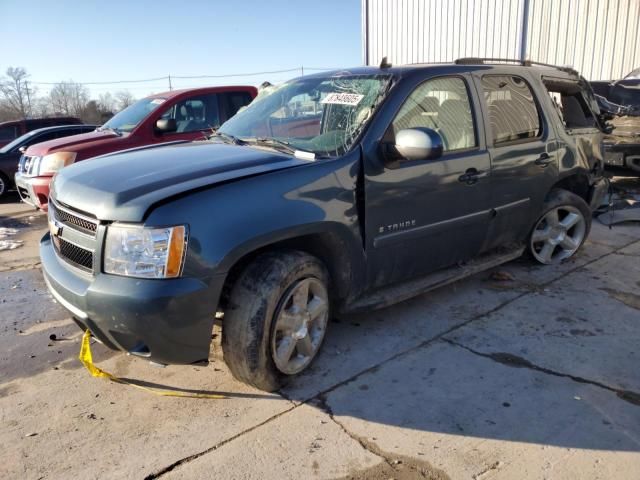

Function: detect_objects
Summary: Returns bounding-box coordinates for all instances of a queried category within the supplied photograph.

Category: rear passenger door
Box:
[218,91,254,122]
[473,72,558,249]
[365,75,493,287]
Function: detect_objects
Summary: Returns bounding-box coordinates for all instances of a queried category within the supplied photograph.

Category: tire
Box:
[528,189,591,265]
[222,250,330,391]
[0,173,9,198]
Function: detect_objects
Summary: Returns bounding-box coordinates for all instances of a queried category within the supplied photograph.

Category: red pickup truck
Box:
[15,85,257,210]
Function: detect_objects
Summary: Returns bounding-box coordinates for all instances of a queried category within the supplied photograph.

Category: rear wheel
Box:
[528,189,591,265]
[222,250,330,391]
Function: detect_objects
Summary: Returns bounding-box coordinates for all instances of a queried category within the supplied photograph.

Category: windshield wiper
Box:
[252,137,296,154]
[244,137,317,158]
[210,131,245,145]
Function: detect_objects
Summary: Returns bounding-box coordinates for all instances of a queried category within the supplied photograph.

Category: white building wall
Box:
[362,0,640,80]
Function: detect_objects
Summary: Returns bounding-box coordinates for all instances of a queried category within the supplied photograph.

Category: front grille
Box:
[50,201,98,236]
[56,237,94,271]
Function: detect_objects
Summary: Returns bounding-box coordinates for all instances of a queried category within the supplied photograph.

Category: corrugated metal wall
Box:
[362,0,640,80]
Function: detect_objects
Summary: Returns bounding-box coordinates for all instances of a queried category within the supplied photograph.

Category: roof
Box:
[305,59,583,81]
[0,116,81,127]
[146,85,257,100]
[23,125,98,135]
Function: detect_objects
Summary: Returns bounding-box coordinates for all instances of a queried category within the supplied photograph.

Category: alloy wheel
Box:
[271,277,329,375]
[530,206,586,264]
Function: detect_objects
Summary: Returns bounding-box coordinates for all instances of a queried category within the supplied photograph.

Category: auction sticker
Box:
[321,93,364,106]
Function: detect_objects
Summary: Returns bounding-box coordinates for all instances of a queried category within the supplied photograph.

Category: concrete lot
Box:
[1,181,639,480]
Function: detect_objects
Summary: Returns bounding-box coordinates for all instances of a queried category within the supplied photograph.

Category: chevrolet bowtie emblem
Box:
[49,219,63,237]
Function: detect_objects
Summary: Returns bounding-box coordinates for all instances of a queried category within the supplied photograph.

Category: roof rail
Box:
[454,57,579,76]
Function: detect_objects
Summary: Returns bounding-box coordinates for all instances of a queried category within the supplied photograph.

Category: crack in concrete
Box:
[314,394,451,480]
[444,338,640,407]
[147,236,640,477]
[143,402,298,479]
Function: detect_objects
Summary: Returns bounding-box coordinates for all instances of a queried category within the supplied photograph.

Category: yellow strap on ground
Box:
[79,330,226,399]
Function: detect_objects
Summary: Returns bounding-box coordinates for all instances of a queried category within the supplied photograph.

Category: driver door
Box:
[154,94,221,143]
[364,75,493,287]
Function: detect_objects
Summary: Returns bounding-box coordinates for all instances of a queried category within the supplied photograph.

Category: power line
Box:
[29,66,343,86]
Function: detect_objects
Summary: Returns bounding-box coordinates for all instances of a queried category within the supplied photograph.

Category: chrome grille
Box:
[55,238,93,271]
[50,201,98,236]
[49,199,99,273]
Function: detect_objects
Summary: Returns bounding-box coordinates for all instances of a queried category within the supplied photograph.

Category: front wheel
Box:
[528,189,591,265]
[222,250,330,391]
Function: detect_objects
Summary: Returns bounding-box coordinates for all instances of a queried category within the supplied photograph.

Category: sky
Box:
[0,0,363,99]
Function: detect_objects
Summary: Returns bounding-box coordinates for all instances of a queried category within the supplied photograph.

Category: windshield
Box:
[0,130,38,153]
[101,97,167,133]
[218,74,391,157]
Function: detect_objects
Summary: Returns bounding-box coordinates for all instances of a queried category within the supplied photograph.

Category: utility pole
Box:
[168,74,173,91]
[24,80,32,118]
[519,0,531,61]
[301,65,304,77]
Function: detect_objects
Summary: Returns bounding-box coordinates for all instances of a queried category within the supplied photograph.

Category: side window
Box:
[544,81,596,130]
[24,130,61,147]
[481,75,542,144]
[0,125,17,141]
[160,94,220,133]
[220,91,253,121]
[392,77,477,152]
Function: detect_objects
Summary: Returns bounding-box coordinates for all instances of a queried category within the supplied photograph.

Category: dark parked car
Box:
[15,86,257,210]
[0,117,82,149]
[591,67,640,174]
[0,124,97,198]
[41,60,607,391]
[591,67,640,115]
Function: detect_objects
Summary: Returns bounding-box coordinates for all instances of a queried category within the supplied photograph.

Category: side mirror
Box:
[155,118,177,134]
[394,128,443,161]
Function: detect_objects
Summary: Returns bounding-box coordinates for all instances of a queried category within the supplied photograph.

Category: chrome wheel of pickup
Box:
[271,277,329,375]
[530,205,586,264]
[0,175,6,197]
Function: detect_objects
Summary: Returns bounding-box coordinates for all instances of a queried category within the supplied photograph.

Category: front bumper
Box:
[15,173,51,210]
[40,232,224,365]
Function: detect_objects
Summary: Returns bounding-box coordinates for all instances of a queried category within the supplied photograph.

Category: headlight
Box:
[104,224,188,279]
[38,151,77,175]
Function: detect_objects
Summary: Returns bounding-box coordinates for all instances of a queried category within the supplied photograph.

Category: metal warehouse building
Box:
[361,0,640,80]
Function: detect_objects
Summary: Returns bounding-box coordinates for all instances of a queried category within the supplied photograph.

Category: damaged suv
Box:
[41,59,607,391]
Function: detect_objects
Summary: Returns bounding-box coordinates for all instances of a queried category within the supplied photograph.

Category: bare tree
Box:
[98,92,116,113]
[32,97,52,118]
[49,81,89,118]
[114,90,135,111]
[0,67,36,119]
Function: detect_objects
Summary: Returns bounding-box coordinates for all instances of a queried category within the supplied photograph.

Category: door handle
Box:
[534,153,553,167]
[458,168,488,185]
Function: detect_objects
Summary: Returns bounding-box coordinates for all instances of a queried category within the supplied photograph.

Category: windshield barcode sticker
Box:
[321,93,364,106]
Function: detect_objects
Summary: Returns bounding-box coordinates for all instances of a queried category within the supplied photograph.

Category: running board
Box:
[346,245,525,313]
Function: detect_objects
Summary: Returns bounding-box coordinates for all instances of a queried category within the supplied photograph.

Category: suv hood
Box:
[25,129,117,156]
[51,142,310,222]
